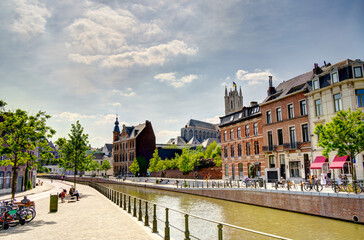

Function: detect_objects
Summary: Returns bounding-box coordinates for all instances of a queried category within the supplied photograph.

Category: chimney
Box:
[250,101,258,107]
[313,63,322,74]
[267,76,276,96]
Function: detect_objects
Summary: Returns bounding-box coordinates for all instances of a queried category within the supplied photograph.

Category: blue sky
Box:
[1,0,363,147]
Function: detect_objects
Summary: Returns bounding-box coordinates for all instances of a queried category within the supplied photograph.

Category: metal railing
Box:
[88,182,291,240]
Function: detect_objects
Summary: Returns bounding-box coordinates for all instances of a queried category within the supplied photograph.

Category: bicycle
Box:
[303,180,323,192]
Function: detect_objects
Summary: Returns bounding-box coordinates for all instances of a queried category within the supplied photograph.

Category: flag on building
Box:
[233,81,236,87]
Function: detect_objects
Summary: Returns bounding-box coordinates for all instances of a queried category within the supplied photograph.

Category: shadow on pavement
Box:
[0,220,57,236]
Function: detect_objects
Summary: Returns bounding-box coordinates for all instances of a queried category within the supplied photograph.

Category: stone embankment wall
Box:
[41,175,363,224]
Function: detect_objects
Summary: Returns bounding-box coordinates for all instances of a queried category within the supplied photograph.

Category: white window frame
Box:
[331,70,339,84]
[266,110,272,124]
[353,64,363,78]
[301,123,309,143]
[333,93,342,112]
[313,77,320,90]
[315,99,322,116]
[299,99,307,116]
[287,103,294,119]
[276,107,282,121]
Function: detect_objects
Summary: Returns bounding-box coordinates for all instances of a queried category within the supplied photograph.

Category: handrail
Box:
[89,182,292,240]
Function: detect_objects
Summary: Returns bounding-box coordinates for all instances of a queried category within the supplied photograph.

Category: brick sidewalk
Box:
[0,180,161,240]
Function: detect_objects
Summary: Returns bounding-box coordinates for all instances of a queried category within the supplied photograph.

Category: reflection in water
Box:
[107,184,364,240]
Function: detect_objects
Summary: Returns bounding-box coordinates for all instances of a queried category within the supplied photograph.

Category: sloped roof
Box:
[220,105,261,127]
[201,138,221,148]
[262,71,312,104]
[186,119,217,131]
[166,136,186,145]
[187,136,200,145]
[105,144,113,152]
[312,59,353,78]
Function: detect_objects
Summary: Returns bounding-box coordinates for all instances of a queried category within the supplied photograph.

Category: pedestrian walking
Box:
[320,171,326,186]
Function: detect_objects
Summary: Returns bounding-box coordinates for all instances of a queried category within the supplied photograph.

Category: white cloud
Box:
[112,88,136,97]
[53,112,96,122]
[157,130,179,137]
[65,3,197,68]
[154,72,198,88]
[108,102,122,107]
[204,115,220,124]
[11,0,51,37]
[235,69,273,85]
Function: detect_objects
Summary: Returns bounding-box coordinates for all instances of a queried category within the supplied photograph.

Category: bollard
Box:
[165,208,170,240]
[254,180,257,188]
[237,181,240,188]
[301,181,304,191]
[124,194,127,210]
[114,191,117,203]
[153,204,158,233]
[184,214,190,240]
[144,202,149,226]
[264,180,267,189]
[133,198,137,217]
[128,196,131,213]
[138,199,143,221]
[287,182,290,191]
[275,181,278,190]
[119,193,123,207]
[218,224,223,240]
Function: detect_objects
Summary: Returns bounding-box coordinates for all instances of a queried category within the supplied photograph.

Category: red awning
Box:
[329,155,349,169]
[310,156,328,169]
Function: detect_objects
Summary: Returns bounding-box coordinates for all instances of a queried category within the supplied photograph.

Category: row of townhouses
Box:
[220,59,364,182]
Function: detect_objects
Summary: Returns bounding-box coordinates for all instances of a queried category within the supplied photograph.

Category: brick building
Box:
[220,85,265,180]
[261,75,312,182]
[112,117,156,176]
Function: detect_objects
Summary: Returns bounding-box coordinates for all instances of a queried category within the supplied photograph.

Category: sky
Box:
[1,0,363,147]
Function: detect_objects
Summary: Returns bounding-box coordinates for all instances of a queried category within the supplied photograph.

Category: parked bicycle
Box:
[303,180,323,192]
[0,199,36,230]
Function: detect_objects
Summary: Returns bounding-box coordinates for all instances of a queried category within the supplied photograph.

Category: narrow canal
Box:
[106,183,364,240]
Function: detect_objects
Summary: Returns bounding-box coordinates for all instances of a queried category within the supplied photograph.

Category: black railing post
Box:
[165,208,170,240]
[124,194,126,210]
[218,224,223,240]
[184,214,190,240]
[128,196,131,213]
[138,199,143,221]
[264,180,267,189]
[119,192,122,207]
[144,202,149,226]
[133,197,137,217]
[301,181,303,191]
[153,204,158,233]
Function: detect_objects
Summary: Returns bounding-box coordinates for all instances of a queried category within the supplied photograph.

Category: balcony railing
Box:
[262,145,276,152]
[283,142,302,150]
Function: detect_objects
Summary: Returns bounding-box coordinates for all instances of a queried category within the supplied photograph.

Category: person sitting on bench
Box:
[69,187,80,201]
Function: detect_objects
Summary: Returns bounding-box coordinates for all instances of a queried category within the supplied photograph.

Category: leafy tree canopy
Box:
[314,109,364,180]
[100,159,111,174]
[129,158,140,175]
[0,103,56,198]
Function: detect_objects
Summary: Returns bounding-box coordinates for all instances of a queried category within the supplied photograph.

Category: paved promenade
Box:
[0,180,161,240]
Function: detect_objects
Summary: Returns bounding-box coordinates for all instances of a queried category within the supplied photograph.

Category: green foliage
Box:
[214,155,222,167]
[0,104,55,198]
[249,164,255,178]
[89,160,100,173]
[204,141,217,158]
[314,109,364,180]
[55,121,92,188]
[165,145,179,149]
[148,149,161,173]
[100,160,111,174]
[129,158,140,175]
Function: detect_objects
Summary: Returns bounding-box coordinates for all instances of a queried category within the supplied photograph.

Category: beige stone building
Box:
[306,59,364,180]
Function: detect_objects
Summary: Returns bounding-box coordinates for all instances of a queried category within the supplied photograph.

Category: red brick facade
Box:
[261,90,312,181]
[220,113,265,180]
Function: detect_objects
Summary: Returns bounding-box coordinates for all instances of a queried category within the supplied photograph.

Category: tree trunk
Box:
[350,155,356,181]
[11,157,18,200]
[74,157,77,190]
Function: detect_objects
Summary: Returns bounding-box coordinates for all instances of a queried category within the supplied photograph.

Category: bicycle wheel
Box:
[20,208,36,223]
[0,216,4,231]
[315,183,323,192]
[303,183,311,191]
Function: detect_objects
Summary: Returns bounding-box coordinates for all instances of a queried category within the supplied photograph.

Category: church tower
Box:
[224,84,243,115]
[113,116,120,142]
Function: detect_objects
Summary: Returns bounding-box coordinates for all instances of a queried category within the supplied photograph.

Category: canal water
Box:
[106,184,364,240]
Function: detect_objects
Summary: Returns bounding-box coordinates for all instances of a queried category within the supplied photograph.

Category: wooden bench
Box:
[65,195,77,203]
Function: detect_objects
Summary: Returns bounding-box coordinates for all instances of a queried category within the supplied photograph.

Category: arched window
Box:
[207,132,210,138]
[5,172,11,188]
[203,132,206,139]
[199,131,202,140]
[194,130,197,137]
[225,164,229,177]
[189,130,193,138]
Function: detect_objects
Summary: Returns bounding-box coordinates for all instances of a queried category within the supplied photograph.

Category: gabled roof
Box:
[166,136,186,145]
[187,136,200,145]
[105,144,113,152]
[186,119,218,131]
[219,105,261,127]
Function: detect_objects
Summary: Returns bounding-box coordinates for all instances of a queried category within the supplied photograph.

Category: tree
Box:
[100,160,111,175]
[136,156,147,176]
[89,160,100,175]
[55,121,92,189]
[148,149,161,173]
[0,102,56,199]
[129,158,140,176]
[204,141,217,159]
[314,109,364,180]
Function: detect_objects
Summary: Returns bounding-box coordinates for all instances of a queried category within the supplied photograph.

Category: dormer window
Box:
[313,78,319,90]
[354,66,363,78]
[331,72,338,83]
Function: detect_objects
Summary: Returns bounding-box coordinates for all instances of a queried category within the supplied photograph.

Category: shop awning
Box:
[329,155,349,169]
[310,156,327,169]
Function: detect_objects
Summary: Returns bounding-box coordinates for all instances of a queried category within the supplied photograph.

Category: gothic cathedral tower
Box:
[224,85,243,115]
